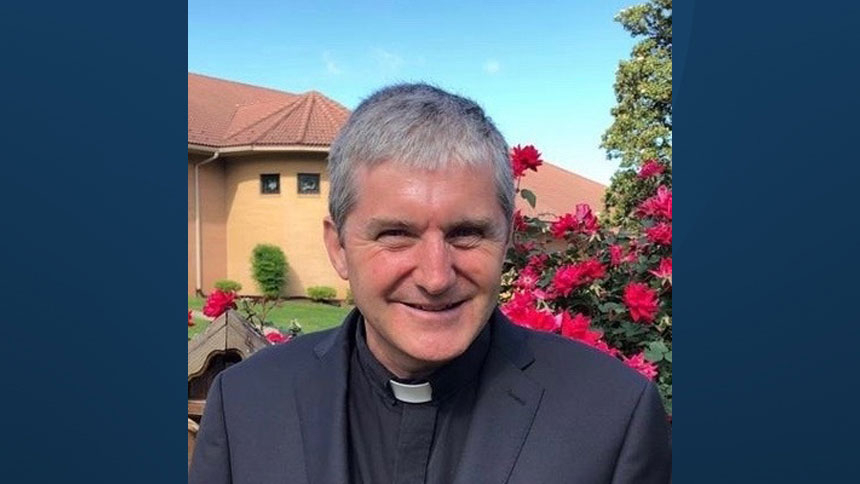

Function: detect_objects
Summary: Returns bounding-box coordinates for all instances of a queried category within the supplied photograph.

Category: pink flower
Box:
[609,245,624,266]
[511,144,543,178]
[550,204,599,238]
[513,209,527,232]
[551,259,606,297]
[266,332,290,344]
[558,312,618,356]
[560,312,599,344]
[623,351,659,381]
[202,290,237,318]
[514,265,540,290]
[638,185,672,220]
[623,283,659,323]
[638,159,664,179]
[574,204,599,235]
[502,291,557,332]
[645,222,672,246]
[188,310,194,327]
[649,257,672,282]
[526,254,548,271]
[550,213,576,238]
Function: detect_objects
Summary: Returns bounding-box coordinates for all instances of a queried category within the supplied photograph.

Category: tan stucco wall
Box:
[223,153,348,298]
[188,154,228,295]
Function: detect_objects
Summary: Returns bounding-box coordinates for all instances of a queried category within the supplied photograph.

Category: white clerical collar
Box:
[389,380,433,403]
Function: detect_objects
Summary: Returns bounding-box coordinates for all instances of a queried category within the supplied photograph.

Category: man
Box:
[189,84,671,484]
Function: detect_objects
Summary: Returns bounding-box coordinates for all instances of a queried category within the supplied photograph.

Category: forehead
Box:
[348,161,502,225]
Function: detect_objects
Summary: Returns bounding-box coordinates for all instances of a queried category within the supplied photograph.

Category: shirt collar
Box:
[354,315,492,405]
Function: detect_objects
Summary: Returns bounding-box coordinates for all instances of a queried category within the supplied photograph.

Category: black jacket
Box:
[189,308,671,483]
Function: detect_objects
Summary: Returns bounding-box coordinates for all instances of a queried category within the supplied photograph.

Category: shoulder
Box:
[504,323,652,403]
[217,327,338,390]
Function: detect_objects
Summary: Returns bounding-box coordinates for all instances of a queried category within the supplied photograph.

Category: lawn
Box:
[188,296,353,339]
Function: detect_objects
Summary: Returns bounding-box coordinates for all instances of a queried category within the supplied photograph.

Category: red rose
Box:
[513,209,527,232]
[638,159,664,179]
[526,254,548,271]
[649,257,672,282]
[514,265,540,290]
[510,144,543,178]
[623,282,659,323]
[551,259,606,297]
[609,245,624,266]
[550,204,599,238]
[574,203,599,235]
[265,331,289,344]
[188,309,194,327]
[550,213,576,238]
[638,185,672,220]
[645,222,672,246]
[623,351,659,381]
[502,291,557,332]
[202,289,237,318]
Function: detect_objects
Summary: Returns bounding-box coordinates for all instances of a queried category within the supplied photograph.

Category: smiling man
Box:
[189,84,671,484]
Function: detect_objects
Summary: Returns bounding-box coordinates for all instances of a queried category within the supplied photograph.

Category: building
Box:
[188,73,606,298]
[188,73,350,297]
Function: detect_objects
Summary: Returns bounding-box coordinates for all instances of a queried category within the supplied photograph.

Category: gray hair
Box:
[327,83,513,237]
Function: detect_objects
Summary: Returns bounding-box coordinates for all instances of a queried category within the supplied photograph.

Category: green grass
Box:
[188,295,353,340]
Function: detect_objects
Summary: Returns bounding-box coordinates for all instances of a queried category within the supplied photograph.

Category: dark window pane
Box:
[298,173,320,194]
[261,174,280,194]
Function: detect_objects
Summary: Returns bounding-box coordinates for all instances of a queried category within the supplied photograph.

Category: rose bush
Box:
[501,146,672,415]
[198,288,302,344]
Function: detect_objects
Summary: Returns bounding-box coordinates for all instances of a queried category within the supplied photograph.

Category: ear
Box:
[323,216,349,280]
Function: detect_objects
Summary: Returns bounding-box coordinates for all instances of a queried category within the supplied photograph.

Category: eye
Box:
[448,227,484,247]
[377,229,410,239]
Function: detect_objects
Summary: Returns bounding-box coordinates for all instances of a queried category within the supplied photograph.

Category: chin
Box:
[401,325,477,365]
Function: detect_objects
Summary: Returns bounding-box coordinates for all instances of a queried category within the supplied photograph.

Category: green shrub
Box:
[251,244,288,298]
[214,279,242,293]
[307,286,337,302]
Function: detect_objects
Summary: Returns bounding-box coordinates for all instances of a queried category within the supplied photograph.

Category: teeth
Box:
[410,302,458,311]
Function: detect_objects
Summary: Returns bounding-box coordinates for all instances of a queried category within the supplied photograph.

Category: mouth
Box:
[400,300,467,312]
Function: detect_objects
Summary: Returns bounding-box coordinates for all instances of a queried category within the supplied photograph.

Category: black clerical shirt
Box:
[347,318,491,484]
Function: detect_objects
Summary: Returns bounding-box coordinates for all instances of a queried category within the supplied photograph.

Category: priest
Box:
[189,83,671,484]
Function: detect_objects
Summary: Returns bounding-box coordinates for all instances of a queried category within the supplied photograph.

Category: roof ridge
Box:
[251,96,309,143]
[225,98,303,143]
[299,93,315,142]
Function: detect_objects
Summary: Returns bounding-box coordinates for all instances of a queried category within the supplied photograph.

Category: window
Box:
[298,173,320,194]
[260,174,280,194]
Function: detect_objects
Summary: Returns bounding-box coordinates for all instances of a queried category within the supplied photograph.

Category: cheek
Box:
[348,249,415,293]
[453,249,506,286]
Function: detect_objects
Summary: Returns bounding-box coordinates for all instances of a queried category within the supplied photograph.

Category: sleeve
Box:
[189,373,232,484]
[610,382,672,484]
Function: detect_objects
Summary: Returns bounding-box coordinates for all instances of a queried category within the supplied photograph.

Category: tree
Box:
[601,0,672,226]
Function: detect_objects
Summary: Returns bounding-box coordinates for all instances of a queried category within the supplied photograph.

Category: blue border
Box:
[675,0,860,481]
[4,2,187,481]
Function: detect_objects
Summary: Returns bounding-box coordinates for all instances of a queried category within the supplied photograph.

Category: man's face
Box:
[323,160,509,378]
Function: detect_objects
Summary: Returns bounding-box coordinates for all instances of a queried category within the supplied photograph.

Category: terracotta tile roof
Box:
[515,162,606,219]
[188,73,350,148]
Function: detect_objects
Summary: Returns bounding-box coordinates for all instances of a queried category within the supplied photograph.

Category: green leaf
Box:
[648,341,668,353]
[644,347,663,362]
[520,189,537,208]
[664,351,672,362]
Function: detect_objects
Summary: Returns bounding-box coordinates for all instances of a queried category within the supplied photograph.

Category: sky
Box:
[188,0,639,184]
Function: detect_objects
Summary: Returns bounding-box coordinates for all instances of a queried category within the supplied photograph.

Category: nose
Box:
[414,235,457,296]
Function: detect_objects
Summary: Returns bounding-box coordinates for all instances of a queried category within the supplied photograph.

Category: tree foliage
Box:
[601,0,672,226]
[602,0,672,169]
